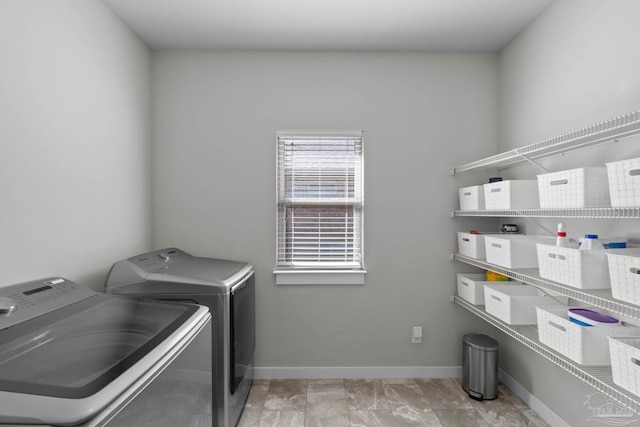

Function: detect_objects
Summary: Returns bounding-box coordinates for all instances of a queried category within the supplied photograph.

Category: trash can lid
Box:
[463,334,498,351]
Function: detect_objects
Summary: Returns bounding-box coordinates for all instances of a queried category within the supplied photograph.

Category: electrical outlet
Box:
[412,326,422,344]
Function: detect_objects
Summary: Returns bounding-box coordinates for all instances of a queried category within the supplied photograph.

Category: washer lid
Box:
[0,293,201,425]
[107,248,254,294]
[149,256,251,287]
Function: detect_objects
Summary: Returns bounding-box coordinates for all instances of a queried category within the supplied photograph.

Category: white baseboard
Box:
[254,366,462,380]
[253,366,566,427]
[498,369,569,427]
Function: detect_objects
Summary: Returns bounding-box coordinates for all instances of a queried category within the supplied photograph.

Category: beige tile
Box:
[241,378,550,427]
[393,407,443,426]
[349,409,393,427]
[382,378,419,385]
[258,410,305,427]
[519,408,551,427]
[306,400,350,427]
[344,378,381,387]
[433,409,489,427]
[345,379,389,411]
[468,389,534,426]
[237,408,263,427]
[384,383,441,425]
[350,409,430,427]
[264,379,308,411]
[497,383,528,409]
[444,378,473,399]
[308,378,344,385]
[244,381,271,410]
[416,378,473,410]
[473,405,532,426]
[307,383,346,403]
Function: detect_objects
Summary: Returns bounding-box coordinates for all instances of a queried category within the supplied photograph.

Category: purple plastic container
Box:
[568,308,619,327]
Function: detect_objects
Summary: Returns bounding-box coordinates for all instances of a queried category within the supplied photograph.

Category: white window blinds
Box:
[276,131,364,271]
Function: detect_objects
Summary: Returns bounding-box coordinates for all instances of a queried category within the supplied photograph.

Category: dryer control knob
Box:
[0,297,17,315]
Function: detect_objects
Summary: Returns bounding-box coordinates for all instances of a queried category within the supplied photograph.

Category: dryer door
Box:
[230,272,255,394]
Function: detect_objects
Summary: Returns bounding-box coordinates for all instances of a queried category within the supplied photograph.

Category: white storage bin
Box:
[537,306,640,366]
[536,243,611,289]
[537,167,610,208]
[609,337,640,397]
[607,157,640,207]
[456,274,492,305]
[459,185,485,211]
[483,180,539,210]
[484,235,554,269]
[457,232,500,259]
[608,250,640,305]
[484,284,567,325]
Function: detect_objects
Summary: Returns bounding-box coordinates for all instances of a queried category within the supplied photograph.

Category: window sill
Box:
[274,270,366,285]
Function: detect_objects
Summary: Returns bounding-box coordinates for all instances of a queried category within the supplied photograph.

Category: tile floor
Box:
[237,378,550,427]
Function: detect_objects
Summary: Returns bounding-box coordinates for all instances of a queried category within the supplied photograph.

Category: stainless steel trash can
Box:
[462,334,499,400]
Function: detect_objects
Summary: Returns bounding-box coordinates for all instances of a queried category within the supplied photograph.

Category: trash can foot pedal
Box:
[468,390,484,401]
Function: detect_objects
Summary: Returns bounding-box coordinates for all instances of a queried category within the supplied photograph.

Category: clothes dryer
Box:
[105,248,255,427]
[0,277,212,426]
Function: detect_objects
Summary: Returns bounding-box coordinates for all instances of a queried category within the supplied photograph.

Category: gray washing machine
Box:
[0,277,212,426]
[105,248,255,427]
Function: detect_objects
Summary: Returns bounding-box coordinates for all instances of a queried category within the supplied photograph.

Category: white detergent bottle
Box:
[579,234,605,250]
[556,223,567,247]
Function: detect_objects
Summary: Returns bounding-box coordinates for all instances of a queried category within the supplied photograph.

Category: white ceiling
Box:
[102,0,555,52]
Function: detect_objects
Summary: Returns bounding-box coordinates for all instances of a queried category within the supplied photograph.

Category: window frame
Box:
[274,130,366,285]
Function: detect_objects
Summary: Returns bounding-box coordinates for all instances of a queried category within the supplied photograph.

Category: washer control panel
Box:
[0,297,16,314]
[0,277,97,330]
[129,248,189,272]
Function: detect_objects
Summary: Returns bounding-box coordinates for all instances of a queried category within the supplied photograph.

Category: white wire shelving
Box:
[452,296,640,415]
[452,207,640,219]
[453,253,640,321]
[450,109,640,415]
[450,110,640,175]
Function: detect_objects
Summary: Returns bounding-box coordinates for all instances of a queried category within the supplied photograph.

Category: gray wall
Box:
[151,51,498,368]
[0,0,152,289]
[495,0,640,425]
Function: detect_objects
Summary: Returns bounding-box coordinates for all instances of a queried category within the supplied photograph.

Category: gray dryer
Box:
[105,248,255,427]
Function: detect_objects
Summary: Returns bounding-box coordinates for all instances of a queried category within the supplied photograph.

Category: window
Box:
[275,131,365,285]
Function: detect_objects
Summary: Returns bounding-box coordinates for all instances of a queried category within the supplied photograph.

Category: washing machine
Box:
[105,248,255,427]
[0,276,212,426]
